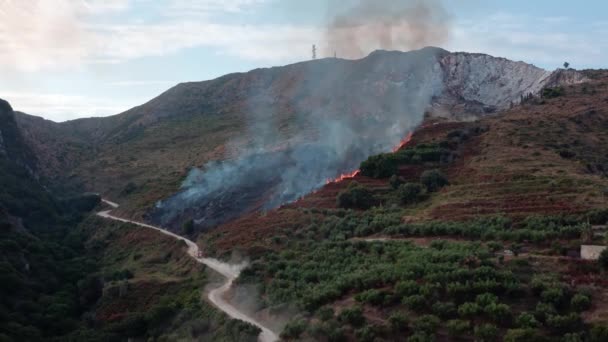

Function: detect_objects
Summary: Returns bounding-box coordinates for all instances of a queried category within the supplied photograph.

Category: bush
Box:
[316,307,334,321]
[546,313,582,334]
[403,295,427,312]
[542,87,564,99]
[355,289,386,306]
[570,293,591,312]
[420,169,448,192]
[590,325,608,342]
[516,312,539,329]
[399,183,424,204]
[412,315,440,334]
[281,319,308,340]
[389,174,404,190]
[432,301,456,319]
[446,319,470,337]
[336,183,374,209]
[474,324,499,342]
[504,328,543,342]
[388,312,409,331]
[407,332,435,342]
[599,249,608,270]
[458,302,480,318]
[337,306,365,327]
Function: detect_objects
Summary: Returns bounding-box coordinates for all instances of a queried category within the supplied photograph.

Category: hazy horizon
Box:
[2,0,607,122]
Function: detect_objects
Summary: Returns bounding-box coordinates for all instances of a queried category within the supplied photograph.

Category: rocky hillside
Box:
[12,48,587,224]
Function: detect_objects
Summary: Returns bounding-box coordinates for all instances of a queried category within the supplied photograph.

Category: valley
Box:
[2,47,608,341]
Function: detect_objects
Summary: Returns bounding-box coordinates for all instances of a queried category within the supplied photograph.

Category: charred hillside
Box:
[13,48,587,229]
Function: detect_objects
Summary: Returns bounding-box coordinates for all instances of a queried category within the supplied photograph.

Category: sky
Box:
[1,0,607,122]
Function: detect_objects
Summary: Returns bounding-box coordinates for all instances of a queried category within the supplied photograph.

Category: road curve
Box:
[97,199,279,342]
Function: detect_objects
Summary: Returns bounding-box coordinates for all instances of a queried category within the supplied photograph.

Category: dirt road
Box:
[97,199,278,342]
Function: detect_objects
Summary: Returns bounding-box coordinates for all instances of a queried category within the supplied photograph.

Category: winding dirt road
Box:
[97,199,279,342]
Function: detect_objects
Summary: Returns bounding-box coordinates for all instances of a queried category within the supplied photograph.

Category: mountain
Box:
[14,48,587,229]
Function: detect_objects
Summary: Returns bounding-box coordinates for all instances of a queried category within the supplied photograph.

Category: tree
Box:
[412,315,440,334]
[389,174,404,190]
[564,62,570,69]
[338,306,365,327]
[446,319,470,337]
[337,183,374,209]
[599,249,608,271]
[388,312,409,331]
[570,293,591,312]
[399,183,423,204]
[474,324,499,342]
[420,169,448,192]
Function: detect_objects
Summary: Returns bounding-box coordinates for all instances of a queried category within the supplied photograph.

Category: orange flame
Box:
[325,132,413,184]
[326,169,360,184]
[392,131,413,152]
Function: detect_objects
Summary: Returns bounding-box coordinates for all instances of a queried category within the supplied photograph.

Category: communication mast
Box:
[312,45,317,60]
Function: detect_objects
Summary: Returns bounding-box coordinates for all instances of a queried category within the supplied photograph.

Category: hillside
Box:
[194,71,608,341]
[14,47,586,230]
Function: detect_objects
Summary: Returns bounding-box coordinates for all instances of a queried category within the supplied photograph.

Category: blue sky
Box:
[1,0,607,122]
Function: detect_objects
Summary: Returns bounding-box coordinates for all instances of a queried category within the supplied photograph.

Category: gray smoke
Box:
[325,0,451,59]
[150,4,451,231]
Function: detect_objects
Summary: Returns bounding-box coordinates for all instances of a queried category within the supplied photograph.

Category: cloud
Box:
[1,91,136,122]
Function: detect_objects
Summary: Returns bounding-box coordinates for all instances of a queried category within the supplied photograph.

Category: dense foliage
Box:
[360,144,445,178]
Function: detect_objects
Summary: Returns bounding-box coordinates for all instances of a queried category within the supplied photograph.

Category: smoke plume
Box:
[325,0,450,59]
[150,2,453,232]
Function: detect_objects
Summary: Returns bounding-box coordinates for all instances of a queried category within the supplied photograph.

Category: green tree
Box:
[420,169,448,192]
[599,249,608,271]
[412,315,440,334]
[474,324,498,342]
[399,183,423,204]
[570,293,591,312]
[336,183,374,209]
[446,319,470,337]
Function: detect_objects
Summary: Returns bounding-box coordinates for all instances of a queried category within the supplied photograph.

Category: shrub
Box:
[407,332,435,342]
[599,249,608,270]
[590,325,608,342]
[280,319,307,340]
[336,183,374,209]
[570,293,591,312]
[546,313,582,334]
[432,301,456,319]
[446,319,470,337]
[475,293,498,307]
[338,306,365,327]
[503,328,543,342]
[388,312,409,331]
[542,87,564,99]
[541,287,565,306]
[534,302,557,322]
[403,295,427,312]
[412,315,440,334]
[458,302,480,318]
[483,303,512,323]
[474,324,499,342]
[355,289,386,306]
[562,333,584,342]
[399,183,424,204]
[389,174,404,190]
[316,307,334,321]
[420,169,448,192]
[516,312,539,329]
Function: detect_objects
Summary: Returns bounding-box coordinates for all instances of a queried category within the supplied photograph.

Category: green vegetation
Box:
[542,87,565,99]
[420,169,448,192]
[360,144,444,178]
[337,182,375,209]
